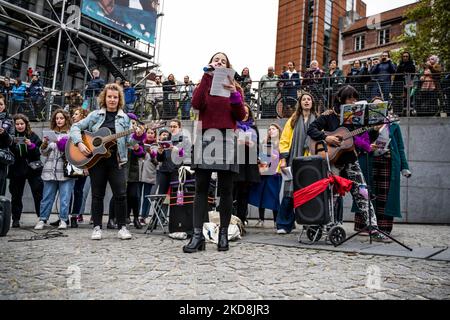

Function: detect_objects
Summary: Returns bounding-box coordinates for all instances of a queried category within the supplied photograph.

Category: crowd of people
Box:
[0,50,424,252]
[1,52,448,124]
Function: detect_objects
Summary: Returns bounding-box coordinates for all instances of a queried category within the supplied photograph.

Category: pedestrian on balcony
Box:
[346,60,370,101]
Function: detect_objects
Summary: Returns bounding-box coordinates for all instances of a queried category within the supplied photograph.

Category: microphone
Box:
[203,66,215,72]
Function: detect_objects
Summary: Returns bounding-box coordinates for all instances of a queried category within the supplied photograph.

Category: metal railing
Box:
[2,72,449,121]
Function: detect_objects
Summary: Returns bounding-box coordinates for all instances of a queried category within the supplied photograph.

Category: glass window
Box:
[354,35,365,51]
[378,29,390,45]
[346,0,353,11]
[325,0,333,25]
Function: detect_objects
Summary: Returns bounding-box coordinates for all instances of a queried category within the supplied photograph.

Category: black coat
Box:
[8,131,42,178]
[0,112,14,149]
[235,124,261,183]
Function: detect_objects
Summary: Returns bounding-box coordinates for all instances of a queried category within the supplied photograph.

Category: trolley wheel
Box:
[306,226,322,242]
[329,226,346,246]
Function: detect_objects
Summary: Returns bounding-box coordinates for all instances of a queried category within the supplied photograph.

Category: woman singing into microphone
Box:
[70,83,144,240]
[183,52,246,253]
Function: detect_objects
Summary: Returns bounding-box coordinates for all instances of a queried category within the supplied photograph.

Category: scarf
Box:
[284,114,316,195]
[13,132,27,157]
[237,119,254,132]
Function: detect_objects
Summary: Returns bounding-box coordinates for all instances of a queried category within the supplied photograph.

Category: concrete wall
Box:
[10,117,450,223]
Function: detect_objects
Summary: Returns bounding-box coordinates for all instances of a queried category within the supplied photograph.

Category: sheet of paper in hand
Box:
[210,68,236,98]
[42,130,59,142]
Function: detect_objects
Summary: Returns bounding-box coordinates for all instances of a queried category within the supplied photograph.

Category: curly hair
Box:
[97,83,125,110]
[50,109,71,132]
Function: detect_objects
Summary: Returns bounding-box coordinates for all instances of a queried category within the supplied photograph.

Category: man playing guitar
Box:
[307,85,391,242]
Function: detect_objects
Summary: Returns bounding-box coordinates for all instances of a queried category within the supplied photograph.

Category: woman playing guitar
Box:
[69,83,145,240]
[307,85,390,242]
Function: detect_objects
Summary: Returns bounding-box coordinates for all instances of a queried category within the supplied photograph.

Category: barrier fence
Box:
[1,72,449,121]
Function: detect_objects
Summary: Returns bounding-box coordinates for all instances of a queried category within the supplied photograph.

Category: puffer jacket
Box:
[40,131,72,181]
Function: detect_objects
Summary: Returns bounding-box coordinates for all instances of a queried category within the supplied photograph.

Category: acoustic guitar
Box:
[309,125,379,164]
[65,121,165,169]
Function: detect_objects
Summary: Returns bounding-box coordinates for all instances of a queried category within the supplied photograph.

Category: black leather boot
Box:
[217,226,229,252]
[183,228,206,253]
[70,217,78,228]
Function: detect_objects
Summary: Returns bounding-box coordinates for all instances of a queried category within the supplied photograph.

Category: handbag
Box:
[28,160,43,170]
[63,157,84,178]
[0,148,14,165]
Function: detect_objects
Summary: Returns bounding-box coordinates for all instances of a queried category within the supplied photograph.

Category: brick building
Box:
[341,3,418,75]
[275,0,366,74]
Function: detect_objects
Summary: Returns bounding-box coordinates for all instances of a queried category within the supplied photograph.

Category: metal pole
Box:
[0,28,60,66]
[51,0,66,91]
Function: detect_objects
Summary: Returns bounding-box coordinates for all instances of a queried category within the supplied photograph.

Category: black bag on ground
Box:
[0,196,11,237]
[168,172,195,234]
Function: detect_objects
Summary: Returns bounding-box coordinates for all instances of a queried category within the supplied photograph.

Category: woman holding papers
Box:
[277,92,317,234]
[184,52,246,253]
[34,109,75,230]
[8,114,43,228]
[352,98,411,235]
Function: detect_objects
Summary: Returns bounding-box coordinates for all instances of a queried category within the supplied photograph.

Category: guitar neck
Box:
[343,126,371,140]
[102,122,165,144]
[103,128,135,144]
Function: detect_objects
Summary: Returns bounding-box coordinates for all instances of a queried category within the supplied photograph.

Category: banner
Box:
[81,0,158,44]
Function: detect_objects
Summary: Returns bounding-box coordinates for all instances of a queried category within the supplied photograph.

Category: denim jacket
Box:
[70,108,138,166]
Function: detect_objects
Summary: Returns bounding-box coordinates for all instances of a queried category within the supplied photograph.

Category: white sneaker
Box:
[277,228,287,234]
[255,220,264,228]
[34,220,45,230]
[118,226,132,240]
[58,220,67,230]
[91,226,102,240]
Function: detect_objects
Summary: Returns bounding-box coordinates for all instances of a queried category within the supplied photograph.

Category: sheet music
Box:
[42,130,59,142]
[210,68,236,97]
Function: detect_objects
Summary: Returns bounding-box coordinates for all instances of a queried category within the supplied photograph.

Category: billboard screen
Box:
[81,0,158,44]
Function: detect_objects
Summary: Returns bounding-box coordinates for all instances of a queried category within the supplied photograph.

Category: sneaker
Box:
[77,215,84,223]
[58,220,67,230]
[358,230,370,236]
[91,226,102,240]
[12,220,20,228]
[277,229,287,234]
[34,220,46,230]
[118,226,132,240]
[371,232,392,243]
[255,220,264,228]
[139,218,147,225]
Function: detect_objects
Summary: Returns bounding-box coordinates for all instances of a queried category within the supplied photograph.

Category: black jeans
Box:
[233,181,251,224]
[9,174,43,221]
[89,155,127,229]
[0,166,7,196]
[70,176,87,216]
[127,182,143,219]
[193,169,234,229]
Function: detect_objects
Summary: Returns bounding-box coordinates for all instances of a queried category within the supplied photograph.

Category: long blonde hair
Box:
[97,83,125,110]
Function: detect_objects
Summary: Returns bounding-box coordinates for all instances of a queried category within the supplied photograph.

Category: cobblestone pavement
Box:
[0,214,449,300]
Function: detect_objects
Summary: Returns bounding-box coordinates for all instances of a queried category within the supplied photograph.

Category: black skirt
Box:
[190,129,239,173]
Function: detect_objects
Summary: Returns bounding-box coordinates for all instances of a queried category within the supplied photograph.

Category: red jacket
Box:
[192,74,246,129]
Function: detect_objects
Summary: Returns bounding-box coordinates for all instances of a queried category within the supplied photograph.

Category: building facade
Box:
[275,0,366,74]
[0,0,158,92]
[340,3,417,75]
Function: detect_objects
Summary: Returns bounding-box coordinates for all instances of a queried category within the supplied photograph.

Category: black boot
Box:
[50,219,60,227]
[70,217,78,228]
[133,217,143,229]
[183,228,206,253]
[218,226,229,252]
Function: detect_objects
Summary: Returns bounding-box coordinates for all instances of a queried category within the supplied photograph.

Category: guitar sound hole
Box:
[92,137,103,147]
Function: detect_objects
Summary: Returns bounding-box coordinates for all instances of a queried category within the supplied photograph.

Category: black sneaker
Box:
[50,220,60,227]
[12,220,20,228]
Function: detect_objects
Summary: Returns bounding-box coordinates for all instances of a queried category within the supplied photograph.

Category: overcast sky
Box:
[157,0,417,83]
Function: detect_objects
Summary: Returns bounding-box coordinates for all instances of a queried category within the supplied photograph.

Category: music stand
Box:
[335,102,412,251]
